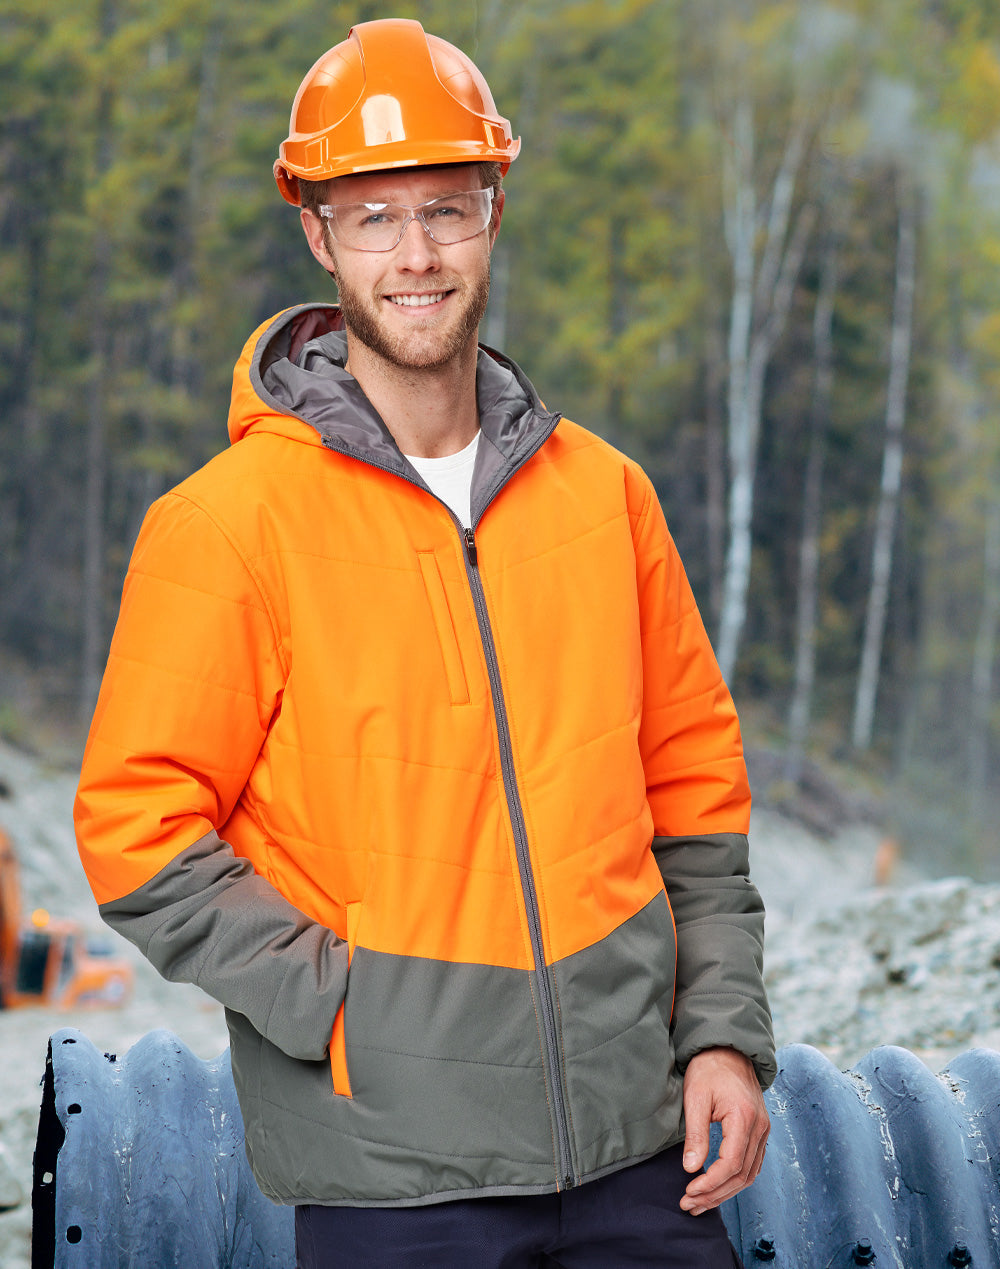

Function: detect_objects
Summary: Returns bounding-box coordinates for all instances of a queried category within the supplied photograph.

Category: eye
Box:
[425,195,472,223]
[356,203,400,228]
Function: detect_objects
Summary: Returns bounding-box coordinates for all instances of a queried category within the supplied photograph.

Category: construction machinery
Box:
[0,827,132,1009]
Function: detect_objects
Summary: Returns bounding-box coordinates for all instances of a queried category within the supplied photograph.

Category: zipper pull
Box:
[464,527,478,566]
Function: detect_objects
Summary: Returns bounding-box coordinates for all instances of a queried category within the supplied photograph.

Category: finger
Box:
[747,1130,768,1185]
[682,1176,748,1215]
[681,1090,712,1173]
[682,1122,769,1212]
[682,1156,757,1212]
[681,1155,741,1208]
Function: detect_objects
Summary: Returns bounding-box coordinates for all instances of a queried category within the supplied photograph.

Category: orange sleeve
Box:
[628,467,751,836]
[75,490,287,906]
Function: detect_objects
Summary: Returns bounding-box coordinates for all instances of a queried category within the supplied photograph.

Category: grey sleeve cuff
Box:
[653,833,777,1089]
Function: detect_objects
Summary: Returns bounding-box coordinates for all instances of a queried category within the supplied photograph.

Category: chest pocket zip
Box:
[417,551,471,706]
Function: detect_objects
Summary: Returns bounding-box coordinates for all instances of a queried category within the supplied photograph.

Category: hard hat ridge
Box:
[274,18,520,206]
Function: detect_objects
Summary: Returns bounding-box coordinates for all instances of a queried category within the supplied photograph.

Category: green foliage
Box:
[1,0,999,864]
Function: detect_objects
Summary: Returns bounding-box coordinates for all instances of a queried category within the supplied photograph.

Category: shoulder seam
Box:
[161,490,290,680]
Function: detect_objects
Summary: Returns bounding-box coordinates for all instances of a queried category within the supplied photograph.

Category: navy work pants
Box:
[295,1145,743,1268]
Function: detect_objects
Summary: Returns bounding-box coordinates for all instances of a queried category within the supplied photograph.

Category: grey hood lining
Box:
[251,304,560,524]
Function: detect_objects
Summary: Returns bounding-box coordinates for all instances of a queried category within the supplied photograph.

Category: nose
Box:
[394,216,440,270]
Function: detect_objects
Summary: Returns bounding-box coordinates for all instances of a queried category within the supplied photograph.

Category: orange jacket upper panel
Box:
[76,306,750,973]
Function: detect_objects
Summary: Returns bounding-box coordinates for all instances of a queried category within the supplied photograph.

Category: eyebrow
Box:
[332,186,477,206]
[353,191,463,204]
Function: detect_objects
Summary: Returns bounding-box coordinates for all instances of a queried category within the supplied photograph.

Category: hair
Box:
[298,160,504,216]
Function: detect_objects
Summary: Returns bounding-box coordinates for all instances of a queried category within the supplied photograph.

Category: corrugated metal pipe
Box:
[31,1028,293,1268]
[715,1042,1000,1268]
[31,1029,1000,1267]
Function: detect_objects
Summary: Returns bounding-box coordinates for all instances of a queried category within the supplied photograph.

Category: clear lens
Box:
[320,189,494,252]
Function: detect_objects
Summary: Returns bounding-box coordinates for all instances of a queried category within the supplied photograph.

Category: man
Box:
[75,19,774,1268]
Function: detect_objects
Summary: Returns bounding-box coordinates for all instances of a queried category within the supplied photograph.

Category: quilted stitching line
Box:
[166,491,290,680]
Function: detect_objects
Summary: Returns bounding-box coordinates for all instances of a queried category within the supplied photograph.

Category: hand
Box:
[678,1047,769,1216]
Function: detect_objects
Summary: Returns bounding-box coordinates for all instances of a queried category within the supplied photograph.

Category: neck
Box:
[345,337,481,459]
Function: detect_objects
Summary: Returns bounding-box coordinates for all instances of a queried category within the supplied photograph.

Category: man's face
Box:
[301,165,503,373]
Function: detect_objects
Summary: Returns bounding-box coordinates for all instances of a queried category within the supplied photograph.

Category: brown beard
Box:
[327,235,491,372]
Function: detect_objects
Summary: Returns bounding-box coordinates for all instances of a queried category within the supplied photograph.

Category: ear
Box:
[300,208,337,273]
[488,189,505,251]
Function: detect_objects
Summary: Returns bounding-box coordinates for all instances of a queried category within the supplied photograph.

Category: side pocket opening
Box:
[329,901,362,1097]
[661,887,678,1026]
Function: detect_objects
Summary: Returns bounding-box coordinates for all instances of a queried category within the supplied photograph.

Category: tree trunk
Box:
[786,226,839,785]
[716,97,813,680]
[703,318,727,625]
[606,213,628,441]
[716,97,755,679]
[79,0,116,722]
[967,497,1000,815]
[2,199,49,644]
[851,173,918,751]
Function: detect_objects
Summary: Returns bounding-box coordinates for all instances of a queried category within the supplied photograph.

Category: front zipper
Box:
[463,526,478,566]
[462,523,575,1191]
[319,425,575,1187]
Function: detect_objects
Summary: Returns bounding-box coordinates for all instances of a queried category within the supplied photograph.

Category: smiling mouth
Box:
[387,291,452,307]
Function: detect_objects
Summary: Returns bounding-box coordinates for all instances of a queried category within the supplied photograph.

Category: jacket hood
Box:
[227,303,561,523]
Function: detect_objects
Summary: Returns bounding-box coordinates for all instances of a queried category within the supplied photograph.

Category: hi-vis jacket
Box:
[75,303,775,1208]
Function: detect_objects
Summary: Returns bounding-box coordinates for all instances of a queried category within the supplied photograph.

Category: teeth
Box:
[389,293,446,307]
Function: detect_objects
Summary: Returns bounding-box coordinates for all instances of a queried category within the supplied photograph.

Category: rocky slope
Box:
[754,808,1000,1068]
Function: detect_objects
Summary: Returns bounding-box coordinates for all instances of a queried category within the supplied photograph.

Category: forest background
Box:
[2,0,999,882]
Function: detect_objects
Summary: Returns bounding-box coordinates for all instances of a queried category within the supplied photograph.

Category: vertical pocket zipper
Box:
[418,551,471,705]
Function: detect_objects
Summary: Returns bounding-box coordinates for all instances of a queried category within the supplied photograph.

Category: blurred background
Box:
[3,0,994,883]
[1,3,1000,1260]
[4,0,1000,882]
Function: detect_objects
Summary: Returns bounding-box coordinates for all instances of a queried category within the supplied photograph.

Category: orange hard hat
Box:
[274,18,520,205]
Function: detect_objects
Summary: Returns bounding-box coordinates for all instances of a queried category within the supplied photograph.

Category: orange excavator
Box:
[0,826,133,1008]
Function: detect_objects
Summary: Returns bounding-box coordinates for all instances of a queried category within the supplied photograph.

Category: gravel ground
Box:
[0,744,995,1267]
[0,744,230,1267]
